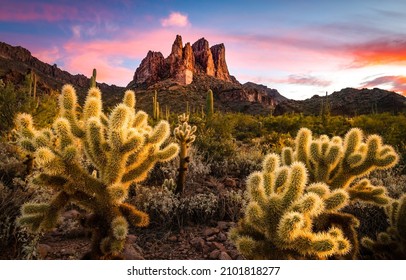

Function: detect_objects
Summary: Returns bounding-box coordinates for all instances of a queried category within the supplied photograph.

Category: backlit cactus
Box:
[282,128,398,205]
[361,195,406,259]
[14,84,179,259]
[231,127,399,259]
[174,113,197,194]
[230,154,352,259]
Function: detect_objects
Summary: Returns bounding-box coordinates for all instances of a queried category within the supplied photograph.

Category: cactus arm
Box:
[19,191,70,232]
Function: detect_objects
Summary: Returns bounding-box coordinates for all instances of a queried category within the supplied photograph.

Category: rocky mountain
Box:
[126,35,285,114]
[128,35,234,87]
[274,87,406,116]
[0,41,123,103]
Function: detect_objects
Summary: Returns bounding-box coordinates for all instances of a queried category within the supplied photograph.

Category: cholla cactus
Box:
[282,128,398,205]
[361,195,406,259]
[173,113,196,194]
[162,178,176,193]
[230,154,353,259]
[14,84,179,259]
[231,128,399,259]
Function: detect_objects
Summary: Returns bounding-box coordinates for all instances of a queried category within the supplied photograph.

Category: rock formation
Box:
[192,37,215,77]
[130,35,232,87]
[211,44,231,82]
[133,51,165,84]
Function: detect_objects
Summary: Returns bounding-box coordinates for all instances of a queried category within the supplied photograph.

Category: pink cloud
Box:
[65,52,134,86]
[0,1,113,22]
[361,75,406,96]
[161,12,190,27]
[0,2,79,22]
[286,75,332,87]
[33,46,61,65]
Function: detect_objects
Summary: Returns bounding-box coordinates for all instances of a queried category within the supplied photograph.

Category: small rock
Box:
[212,242,226,251]
[229,250,240,259]
[168,235,178,242]
[203,227,220,237]
[209,249,221,259]
[37,244,51,259]
[127,234,137,244]
[122,243,144,260]
[206,236,216,241]
[219,251,232,260]
[190,237,205,251]
[217,221,229,231]
[217,232,227,242]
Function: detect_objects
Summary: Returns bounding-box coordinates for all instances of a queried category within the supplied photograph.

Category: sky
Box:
[1,0,406,100]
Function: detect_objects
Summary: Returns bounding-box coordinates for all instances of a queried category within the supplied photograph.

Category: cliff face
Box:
[129,35,232,87]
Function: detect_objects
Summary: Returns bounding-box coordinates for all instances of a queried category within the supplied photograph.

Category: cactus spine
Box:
[15,84,179,259]
[206,89,214,119]
[174,113,197,194]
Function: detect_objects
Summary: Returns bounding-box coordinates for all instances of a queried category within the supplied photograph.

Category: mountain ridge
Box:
[0,39,405,115]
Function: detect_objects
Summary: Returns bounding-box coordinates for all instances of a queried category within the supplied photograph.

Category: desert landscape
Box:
[0,1,405,261]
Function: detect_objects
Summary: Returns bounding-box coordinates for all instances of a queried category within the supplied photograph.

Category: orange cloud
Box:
[361,75,406,96]
[349,39,406,67]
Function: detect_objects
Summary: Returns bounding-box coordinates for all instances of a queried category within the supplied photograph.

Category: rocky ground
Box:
[37,210,243,260]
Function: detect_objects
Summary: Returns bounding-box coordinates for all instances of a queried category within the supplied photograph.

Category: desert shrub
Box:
[133,185,219,228]
[144,146,211,189]
[0,143,40,259]
[369,166,406,198]
[0,82,57,139]
[194,113,237,162]
[208,144,263,178]
[231,113,263,142]
[217,189,247,222]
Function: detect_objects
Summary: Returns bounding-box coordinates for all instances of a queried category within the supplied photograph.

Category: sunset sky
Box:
[1,0,406,99]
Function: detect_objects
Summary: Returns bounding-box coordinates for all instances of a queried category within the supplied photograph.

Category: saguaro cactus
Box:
[361,195,406,259]
[90,68,97,88]
[230,154,352,259]
[206,89,214,119]
[174,113,196,194]
[152,90,160,120]
[14,84,179,259]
